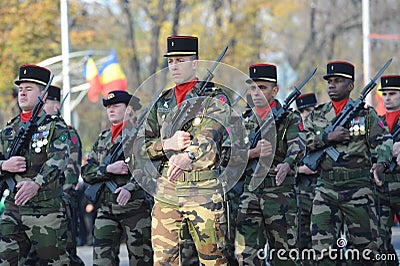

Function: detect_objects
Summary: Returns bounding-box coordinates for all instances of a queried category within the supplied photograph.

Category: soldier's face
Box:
[168,56,197,85]
[300,107,313,121]
[44,99,60,115]
[18,82,42,112]
[382,90,400,112]
[327,76,353,101]
[250,81,278,108]
[106,102,127,125]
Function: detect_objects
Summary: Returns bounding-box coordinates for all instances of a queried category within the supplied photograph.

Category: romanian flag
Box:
[99,50,127,97]
[375,84,385,116]
[83,56,103,102]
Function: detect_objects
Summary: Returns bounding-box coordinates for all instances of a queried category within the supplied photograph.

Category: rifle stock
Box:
[303,58,392,171]
[0,75,53,193]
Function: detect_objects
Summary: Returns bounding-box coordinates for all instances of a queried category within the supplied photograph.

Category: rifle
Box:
[152,46,229,174]
[84,109,147,203]
[388,125,400,172]
[0,75,53,194]
[303,58,392,171]
[194,45,228,96]
[247,67,317,175]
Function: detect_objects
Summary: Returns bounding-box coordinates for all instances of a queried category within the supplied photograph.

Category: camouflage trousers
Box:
[235,183,298,266]
[93,198,153,266]
[311,175,382,266]
[151,196,228,266]
[64,192,85,266]
[296,175,318,251]
[0,201,69,265]
[375,178,400,266]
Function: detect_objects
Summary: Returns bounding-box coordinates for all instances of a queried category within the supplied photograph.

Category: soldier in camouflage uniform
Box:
[374,75,400,265]
[295,93,318,265]
[304,61,393,265]
[82,90,153,265]
[142,35,230,265]
[0,64,71,265]
[43,85,84,266]
[235,64,305,266]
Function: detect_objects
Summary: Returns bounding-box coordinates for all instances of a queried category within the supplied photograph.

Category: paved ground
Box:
[77,226,400,265]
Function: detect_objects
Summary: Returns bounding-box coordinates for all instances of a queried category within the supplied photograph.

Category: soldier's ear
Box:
[272,85,279,97]
[192,59,198,71]
[347,81,354,93]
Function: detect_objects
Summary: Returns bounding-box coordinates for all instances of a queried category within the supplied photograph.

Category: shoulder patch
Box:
[298,121,304,131]
[218,94,228,105]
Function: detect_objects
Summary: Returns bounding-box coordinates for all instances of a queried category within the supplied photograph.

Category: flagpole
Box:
[60,0,71,125]
[362,0,371,106]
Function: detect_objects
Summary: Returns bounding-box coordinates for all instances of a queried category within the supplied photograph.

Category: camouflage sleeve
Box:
[303,108,327,151]
[143,102,164,159]
[81,135,107,184]
[184,93,230,170]
[33,120,70,187]
[63,127,82,190]
[367,108,393,164]
[283,111,306,168]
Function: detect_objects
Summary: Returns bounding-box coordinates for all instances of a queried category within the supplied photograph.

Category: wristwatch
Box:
[186,151,196,161]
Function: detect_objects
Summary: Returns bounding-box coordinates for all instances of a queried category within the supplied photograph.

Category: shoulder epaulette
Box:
[242,108,253,118]
[158,88,173,98]
[7,115,19,125]
[99,129,109,137]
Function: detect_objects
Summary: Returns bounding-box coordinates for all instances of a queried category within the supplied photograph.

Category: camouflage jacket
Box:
[379,114,400,173]
[63,125,82,192]
[244,99,305,177]
[304,100,392,171]
[143,83,230,174]
[0,112,70,213]
[82,128,144,196]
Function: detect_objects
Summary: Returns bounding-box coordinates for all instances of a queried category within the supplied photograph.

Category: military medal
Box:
[43,139,48,145]
[37,140,43,148]
[359,118,366,135]
[193,117,202,126]
[35,147,41,153]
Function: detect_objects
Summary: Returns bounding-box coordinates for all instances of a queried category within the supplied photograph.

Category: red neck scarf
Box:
[385,110,400,132]
[332,98,349,116]
[256,101,277,121]
[175,78,197,106]
[20,111,32,122]
[111,121,126,143]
